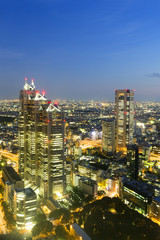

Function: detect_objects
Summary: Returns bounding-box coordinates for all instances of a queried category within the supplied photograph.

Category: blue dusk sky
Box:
[0,0,160,101]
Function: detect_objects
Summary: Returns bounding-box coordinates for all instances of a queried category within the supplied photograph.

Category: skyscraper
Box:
[102,119,115,154]
[18,79,66,198]
[115,89,134,151]
[126,144,139,180]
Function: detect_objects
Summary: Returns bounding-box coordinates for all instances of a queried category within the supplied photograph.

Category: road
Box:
[0,150,18,172]
[80,139,102,149]
[0,150,18,163]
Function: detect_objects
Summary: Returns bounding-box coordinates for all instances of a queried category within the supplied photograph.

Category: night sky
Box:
[0,0,160,101]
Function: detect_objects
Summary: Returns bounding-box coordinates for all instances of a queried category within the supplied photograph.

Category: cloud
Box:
[146,73,160,78]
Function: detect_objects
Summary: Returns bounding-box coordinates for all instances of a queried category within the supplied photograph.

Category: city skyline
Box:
[1,1,160,100]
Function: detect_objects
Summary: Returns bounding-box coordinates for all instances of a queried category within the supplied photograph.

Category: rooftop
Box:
[15,188,36,197]
[72,223,91,240]
[3,166,22,182]
[123,180,153,198]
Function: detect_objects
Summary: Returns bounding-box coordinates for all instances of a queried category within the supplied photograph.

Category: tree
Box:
[55,225,70,239]
[34,213,46,223]
[32,220,53,237]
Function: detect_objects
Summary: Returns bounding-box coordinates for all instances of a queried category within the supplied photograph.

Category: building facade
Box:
[102,119,115,154]
[18,79,66,198]
[14,188,37,230]
[115,89,134,151]
[126,144,139,180]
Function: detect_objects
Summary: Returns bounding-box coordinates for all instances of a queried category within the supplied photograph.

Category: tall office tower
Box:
[18,79,66,198]
[102,119,115,154]
[115,89,134,150]
[126,144,139,180]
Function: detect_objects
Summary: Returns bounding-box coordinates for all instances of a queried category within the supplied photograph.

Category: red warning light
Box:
[25,77,27,81]
[54,101,58,106]
[48,101,51,104]
[133,89,135,92]
[42,91,46,95]
[125,89,128,91]
[36,90,39,94]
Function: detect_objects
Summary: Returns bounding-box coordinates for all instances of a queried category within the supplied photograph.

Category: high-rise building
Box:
[18,79,66,198]
[115,89,134,150]
[102,119,115,154]
[126,144,139,180]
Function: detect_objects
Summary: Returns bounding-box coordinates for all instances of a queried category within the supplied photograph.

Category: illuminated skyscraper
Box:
[18,79,66,198]
[115,89,134,150]
[102,119,115,154]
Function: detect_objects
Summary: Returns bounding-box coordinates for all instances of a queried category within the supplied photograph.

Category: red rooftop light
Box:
[25,77,27,81]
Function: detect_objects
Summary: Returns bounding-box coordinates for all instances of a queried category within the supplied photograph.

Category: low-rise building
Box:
[14,188,37,230]
[149,196,160,221]
[122,180,153,215]
[2,166,24,210]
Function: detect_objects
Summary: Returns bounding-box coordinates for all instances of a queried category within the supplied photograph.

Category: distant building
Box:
[79,177,97,197]
[126,144,139,180]
[66,161,72,185]
[2,166,24,210]
[115,89,134,151]
[14,188,37,230]
[102,119,115,154]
